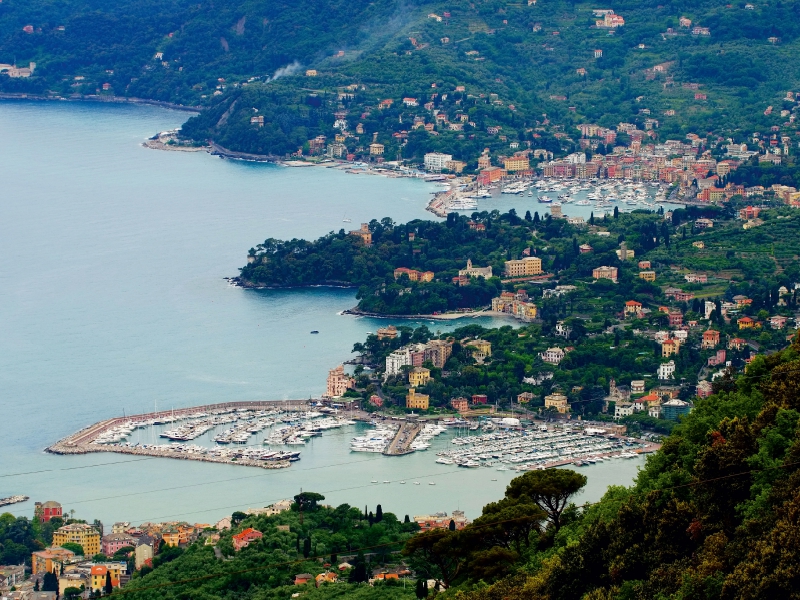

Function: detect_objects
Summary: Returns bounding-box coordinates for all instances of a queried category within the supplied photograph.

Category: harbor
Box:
[0,495,29,508]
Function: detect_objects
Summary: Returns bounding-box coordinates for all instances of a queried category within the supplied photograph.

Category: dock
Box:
[46,400,315,470]
[383,422,421,456]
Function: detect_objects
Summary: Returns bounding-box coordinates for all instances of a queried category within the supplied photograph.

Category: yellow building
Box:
[504,257,543,277]
[466,339,492,360]
[661,339,680,357]
[544,393,570,414]
[369,143,384,155]
[408,367,431,387]
[52,524,100,558]
[406,388,430,410]
[89,564,123,592]
[32,547,75,575]
[639,271,656,281]
[503,156,531,172]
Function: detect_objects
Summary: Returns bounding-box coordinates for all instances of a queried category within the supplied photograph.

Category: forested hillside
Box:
[2,0,799,157]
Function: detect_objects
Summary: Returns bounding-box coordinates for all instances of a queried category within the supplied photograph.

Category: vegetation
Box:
[3,0,800,159]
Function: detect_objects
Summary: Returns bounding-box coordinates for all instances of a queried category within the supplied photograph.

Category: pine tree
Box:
[368,511,374,526]
[416,577,428,598]
[303,537,311,558]
[613,206,619,219]
[448,519,456,531]
[376,504,383,522]
[404,514,410,523]
[104,571,113,595]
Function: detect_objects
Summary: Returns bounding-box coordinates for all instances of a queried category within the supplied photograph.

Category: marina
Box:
[0,495,29,508]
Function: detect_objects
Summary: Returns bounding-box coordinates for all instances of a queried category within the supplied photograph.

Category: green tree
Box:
[505,469,587,531]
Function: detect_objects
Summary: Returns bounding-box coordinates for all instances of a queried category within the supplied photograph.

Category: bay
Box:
[0,101,644,526]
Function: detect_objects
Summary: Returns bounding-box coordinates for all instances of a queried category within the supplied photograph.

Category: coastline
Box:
[342,307,515,321]
[0,92,201,112]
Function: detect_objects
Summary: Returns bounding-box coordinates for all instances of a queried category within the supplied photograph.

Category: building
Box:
[668,311,683,326]
[579,243,593,254]
[708,350,726,367]
[770,315,789,329]
[728,337,747,351]
[662,399,692,421]
[662,338,679,357]
[385,348,411,377]
[53,524,100,558]
[369,143,384,156]
[541,347,565,365]
[503,155,531,172]
[35,501,63,523]
[738,316,755,330]
[592,265,618,282]
[89,564,125,592]
[614,401,634,419]
[101,533,137,556]
[696,381,713,398]
[315,572,338,587]
[459,259,493,279]
[424,339,453,368]
[232,528,263,551]
[408,367,431,387]
[424,152,453,172]
[465,339,492,361]
[32,547,75,575]
[624,300,642,316]
[451,397,469,412]
[630,380,646,394]
[58,572,89,596]
[325,365,355,398]
[638,261,651,269]
[414,510,470,531]
[504,256,543,277]
[134,542,154,570]
[0,565,25,589]
[393,267,434,282]
[376,325,398,340]
[295,573,314,585]
[658,360,676,380]
[517,392,534,404]
[406,388,430,410]
[349,223,372,246]
[111,522,131,534]
[702,329,720,349]
[685,273,708,284]
[639,270,656,282]
[544,393,570,413]
[472,394,488,405]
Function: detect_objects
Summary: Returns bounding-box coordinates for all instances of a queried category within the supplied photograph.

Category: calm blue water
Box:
[0,101,644,526]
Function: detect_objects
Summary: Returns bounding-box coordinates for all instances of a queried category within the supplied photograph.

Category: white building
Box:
[541,347,566,365]
[385,348,411,377]
[658,360,676,380]
[424,152,454,172]
[614,401,634,419]
[648,404,662,418]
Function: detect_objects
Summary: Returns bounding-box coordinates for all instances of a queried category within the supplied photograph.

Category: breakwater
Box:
[46,400,314,470]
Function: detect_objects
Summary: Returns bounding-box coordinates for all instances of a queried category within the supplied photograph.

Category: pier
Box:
[383,422,421,456]
[46,400,315,470]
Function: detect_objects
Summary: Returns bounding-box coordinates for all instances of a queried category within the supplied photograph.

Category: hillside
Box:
[2,0,800,159]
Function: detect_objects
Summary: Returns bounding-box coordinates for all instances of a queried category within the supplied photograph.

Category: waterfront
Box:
[0,101,646,525]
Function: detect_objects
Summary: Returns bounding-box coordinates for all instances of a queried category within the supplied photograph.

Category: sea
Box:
[0,100,646,527]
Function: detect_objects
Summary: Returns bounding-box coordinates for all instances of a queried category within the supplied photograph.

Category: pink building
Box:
[325,365,355,398]
[102,533,137,556]
[232,528,263,551]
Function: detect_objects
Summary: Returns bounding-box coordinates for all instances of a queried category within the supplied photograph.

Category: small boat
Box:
[310,330,319,334]
[371,479,378,483]
[399,481,406,484]
[383,480,391,483]
[413,482,421,485]
[428,482,436,485]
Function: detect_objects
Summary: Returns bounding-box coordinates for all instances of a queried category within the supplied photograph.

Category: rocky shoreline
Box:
[0,92,201,112]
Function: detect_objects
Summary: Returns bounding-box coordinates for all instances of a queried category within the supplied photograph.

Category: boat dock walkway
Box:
[383,422,421,456]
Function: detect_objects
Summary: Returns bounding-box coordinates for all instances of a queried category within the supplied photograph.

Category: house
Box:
[377,325,398,340]
[579,243,593,254]
[555,321,572,338]
[658,360,676,380]
[614,402,634,419]
[685,273,708,284]
[451,397,469,412]
[738,316,755,330]
[349,223,372,246]
[662,338,679,357]
[402,97,418,107]
[32,547,75,575]
[0,565,25,589]
[702,329,720,349]
[517,392,534,404]
[316,572,338,587]
[693,241,705,249]
[668,311,683,327]
[134,542,154,570]
[770,315,788,329]
[541,347,565,365]
[408,367,431,387]
[708,349,726,367]
[231,528,263,552]
[592,265,618,282]
[624,300,642,316]
[465,339,492,361]
[471,394,488,405]
[406,388,430,410]
[295,573,314,585]
[393,267,434,282]
[544,393,570,413]
[638,261,651,269]
[631,380,646,394]
[35,501,63,523]
[728,337,747,350]
[639,271,656,281]
[695,218,714,229]
[424,152,453,172]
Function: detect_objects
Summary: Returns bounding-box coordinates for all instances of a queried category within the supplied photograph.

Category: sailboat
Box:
[342,213,351,223]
